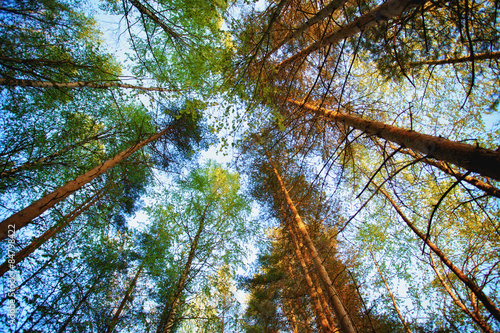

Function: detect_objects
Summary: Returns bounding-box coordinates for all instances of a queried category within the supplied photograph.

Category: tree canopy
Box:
[1,0,499,332]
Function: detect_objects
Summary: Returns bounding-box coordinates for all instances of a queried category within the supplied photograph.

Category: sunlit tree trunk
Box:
[271,160,356,333]
[0,188,105,277]
[277,0,429,68]
[107,260,146,333]
[289,99,500,181]
[0,78,176,92]
[406,51,500,67]
[375,182,500,323]
[375,140,500,198]
[0,130,113,179]
[128,0,181,41]
[284,238,332,333]
[429,253,493,333]
[156,204,209,333]
[265,0,348,60]
[370,251,411,333]
[0,125,173,241]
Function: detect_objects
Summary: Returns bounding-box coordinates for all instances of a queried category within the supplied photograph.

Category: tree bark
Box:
[156,204,209,333]
[286,223,334,332]
[57,272,104,333]
[265,0,348,60]
[406,51,500,67]
[0,188,105,277]
[107,232,161,332]
[1,130,113,179]
[0,78,177,92]
[289,99,500,182]
[277,0,429,68]
[429,253,493,333]
[375,140,500,198]
[375,182,500,323]
[271,161,356,333]
[370,251,411,333]
[0,125,173,241]
[128,0,182,42]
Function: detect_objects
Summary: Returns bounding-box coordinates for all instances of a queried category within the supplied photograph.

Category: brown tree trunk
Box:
[271,161,356,333]
[128,0,181,42]
[0,126,172,241]
[284,231,333,333]
[156,204,209,333]
[375,182,500,323]
[0,78,176,92]
[107,261,146,333]
[57,272,103,333]
[1,130,113,179]
[107,232,161,332]
[370,251,411,333]
[429,253,493,333]
[375,140,500,198]
[406,51,500,67]
[289,99,500,181]
[265,0,348,60]
[0,188,105,277]
[278,0,429,68]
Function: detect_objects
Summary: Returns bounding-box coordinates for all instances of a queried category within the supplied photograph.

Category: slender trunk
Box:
[376,140,500,198]
[429,253,493,333]
[107,232,161,333]
[290,99,500,181]
[0,78,176,92]
[265,0,348,60]
[301,240,340,332]
[287,219,333,333]
[1,130,113,179]
[277,0,429,69]
[406,51,500,67]
[370,251,411,333]
[58,273,103,333]
[0,188,105,277]
[156,204,209,333]
[284,242,332,333]
[375,182,500,323]
[0,126,172,241]
[128,0,181,41]
[106,262,145,333]
[0,224,85,306]
[271,161,356,333]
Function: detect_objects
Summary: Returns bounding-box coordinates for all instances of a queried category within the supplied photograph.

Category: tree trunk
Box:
[289,99,500,181]
[374,139,500,198]
[277,0,429,69]
[406,51,500,67]
[0,78,176,92]
[0,188,105,277]
[375,182,500,323]
[107,261,145,333]
[271,161,356,333]
[107,232,161,332]
[370,251,411,333]
[156,204,209,333]
[284,239,332,333]
[0,125,172,241]
[265,0,348,60]
[57,272,104,333]
[128,0,182,42]
[429,253,493,333]
[1,130,113,179]
[284,211,339,332]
